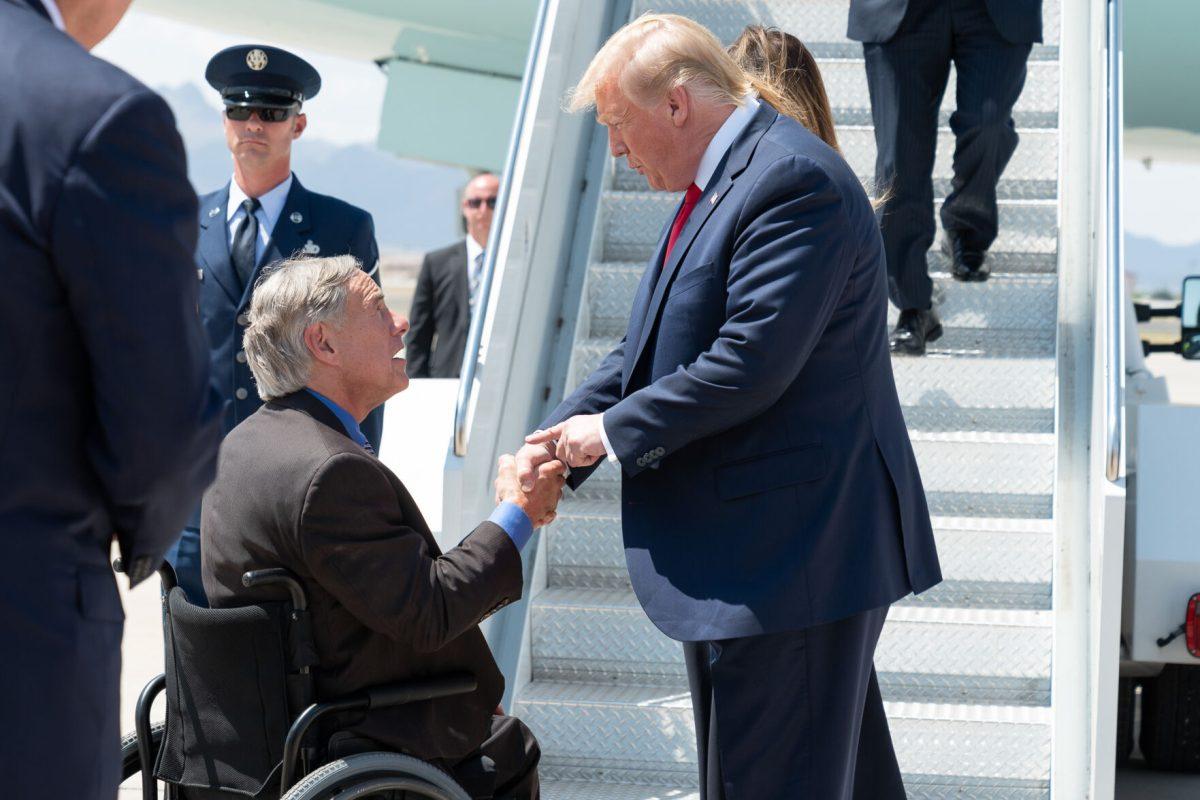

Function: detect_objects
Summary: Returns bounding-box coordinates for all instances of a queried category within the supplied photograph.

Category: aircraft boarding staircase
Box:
[502,1,1065,797]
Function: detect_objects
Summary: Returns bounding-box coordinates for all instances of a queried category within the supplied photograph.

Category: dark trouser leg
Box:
[864,0,953,311]
[684,641,724,800]
[443,714,540,800]
[695,607,896,800]
[165,526,208,606]
[0,560,123,798]
[941,0,1033,250]
[852,667,907,799]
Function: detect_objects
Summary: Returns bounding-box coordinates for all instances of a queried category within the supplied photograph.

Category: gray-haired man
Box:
[200,255,556,798]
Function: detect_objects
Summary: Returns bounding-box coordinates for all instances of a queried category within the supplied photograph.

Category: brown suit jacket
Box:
[201,390,522,761]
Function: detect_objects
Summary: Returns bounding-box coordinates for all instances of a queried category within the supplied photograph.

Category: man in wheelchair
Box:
[192,254,562,798]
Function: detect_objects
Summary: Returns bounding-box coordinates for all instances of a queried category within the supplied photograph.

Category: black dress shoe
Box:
[944,231,989,282]
[890,308,943,356]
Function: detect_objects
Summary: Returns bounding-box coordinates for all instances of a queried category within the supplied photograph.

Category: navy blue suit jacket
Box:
[545,104,941,641]
[193,178,383,526]
[848,0,1042,44]
[0,0,220,585]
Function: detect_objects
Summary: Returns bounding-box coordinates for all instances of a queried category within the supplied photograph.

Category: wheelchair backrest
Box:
[155,587,292,796]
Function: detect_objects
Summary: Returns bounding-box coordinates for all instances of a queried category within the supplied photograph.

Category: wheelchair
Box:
[118,560,476,800]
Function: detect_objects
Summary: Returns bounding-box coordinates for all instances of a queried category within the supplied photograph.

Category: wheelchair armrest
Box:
[364,673,478,710]
[242,568,308,611]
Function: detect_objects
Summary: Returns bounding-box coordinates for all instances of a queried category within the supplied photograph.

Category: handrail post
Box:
[453,0,555,457]
[1105,0,1124,482]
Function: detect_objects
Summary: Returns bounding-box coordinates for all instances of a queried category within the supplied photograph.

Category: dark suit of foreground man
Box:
[170,44,383,605]
[849,0,1042,355]
[204,256,560,798]
[519,14,941,799]
[0,0,219,795]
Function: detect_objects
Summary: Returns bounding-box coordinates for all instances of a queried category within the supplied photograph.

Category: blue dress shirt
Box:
[304,388,532,550]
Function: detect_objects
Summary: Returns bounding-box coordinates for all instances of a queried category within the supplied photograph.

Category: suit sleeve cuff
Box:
[488,501,534,551]
[598,413,621,465]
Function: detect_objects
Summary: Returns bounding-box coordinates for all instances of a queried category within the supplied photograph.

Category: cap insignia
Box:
[246,49,269,71]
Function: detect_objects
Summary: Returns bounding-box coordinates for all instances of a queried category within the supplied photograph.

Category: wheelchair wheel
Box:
[281,752,470,800]
[121,720,165,780]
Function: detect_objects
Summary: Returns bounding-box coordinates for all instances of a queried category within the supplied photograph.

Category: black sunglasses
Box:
[465,196,497,210]
[225,105,297,123]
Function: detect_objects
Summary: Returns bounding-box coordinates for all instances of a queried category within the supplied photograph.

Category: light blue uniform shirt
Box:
[304,388,532,550]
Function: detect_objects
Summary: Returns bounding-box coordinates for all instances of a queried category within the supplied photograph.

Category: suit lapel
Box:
[621,215,674,392]
[242,177,312,310]
[623,103,779,390]
[197,185,240,305]
[450,240,470,318]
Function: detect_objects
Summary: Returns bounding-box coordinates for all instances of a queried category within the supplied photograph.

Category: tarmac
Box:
[116,353,1200,797]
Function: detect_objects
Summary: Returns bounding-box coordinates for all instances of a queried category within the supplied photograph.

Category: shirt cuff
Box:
[489,501,534,552]
[598,413,620,465]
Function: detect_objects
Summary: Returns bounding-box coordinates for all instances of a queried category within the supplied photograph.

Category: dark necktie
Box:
[663,183,703,266]
[231,197,261,288]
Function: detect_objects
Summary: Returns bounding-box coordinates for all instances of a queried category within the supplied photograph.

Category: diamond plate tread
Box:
[571,331,1056,409]
[587,266,1056,337]
[542,782,699,800]
[514,681,1052,781]
[899,407,1053,435]
[562,458,1052,520]
[891,354,1055,411]
[532,588,1050,680]
[628,0,1062,48]
[548,507,1052,591]
[555,421,1056,497]
[542,774,1048,800]
[600,193,1057,263]
[613,127,1058,199]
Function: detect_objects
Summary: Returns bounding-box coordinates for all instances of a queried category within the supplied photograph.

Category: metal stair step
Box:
[541,772,1049,800]
[548,506,1052,599]
[541,782,698,800]
[514,681,1052,784]
[571,329,1056,407]
[586,266,1057,337]
[561,449,1054,523]
[629,0,1061,48]
[613,127,1058,199]
[600,192,1057,263]
[530,588,1050,688]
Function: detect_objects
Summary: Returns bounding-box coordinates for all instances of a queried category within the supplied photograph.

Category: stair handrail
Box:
[453,0,554,457]
[1105,0,1124,482]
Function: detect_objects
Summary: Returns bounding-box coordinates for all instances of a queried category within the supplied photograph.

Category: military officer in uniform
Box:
[168,44,384,603]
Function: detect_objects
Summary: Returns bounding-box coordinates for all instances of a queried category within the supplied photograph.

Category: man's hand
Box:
[513,441,558,493]
[526,414,607,469]
[495,454,566,528]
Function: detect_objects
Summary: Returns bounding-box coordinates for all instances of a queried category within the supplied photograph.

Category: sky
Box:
[94,9,1200,257]
[94,10,387,147]
[1124,159,1200,247]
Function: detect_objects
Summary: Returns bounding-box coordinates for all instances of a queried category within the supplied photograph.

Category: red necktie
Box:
[663,183,703,265]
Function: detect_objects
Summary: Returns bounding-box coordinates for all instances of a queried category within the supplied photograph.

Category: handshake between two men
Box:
[496,413,608,528]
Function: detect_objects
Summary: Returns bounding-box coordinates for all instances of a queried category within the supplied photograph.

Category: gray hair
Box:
[243,254,361,400]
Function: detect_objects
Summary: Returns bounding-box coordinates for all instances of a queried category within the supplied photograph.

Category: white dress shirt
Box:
[40,0,65,30]
[465,234,485,310]
[597,95,761,466]
[227,173,294,266]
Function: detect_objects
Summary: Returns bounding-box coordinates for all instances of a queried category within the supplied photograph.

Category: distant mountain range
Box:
[158,83,469,254]
[1126,233,1200,295]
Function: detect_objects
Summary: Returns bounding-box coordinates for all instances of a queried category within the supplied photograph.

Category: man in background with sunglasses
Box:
[406,172,500,378]
[169,44,384,605]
